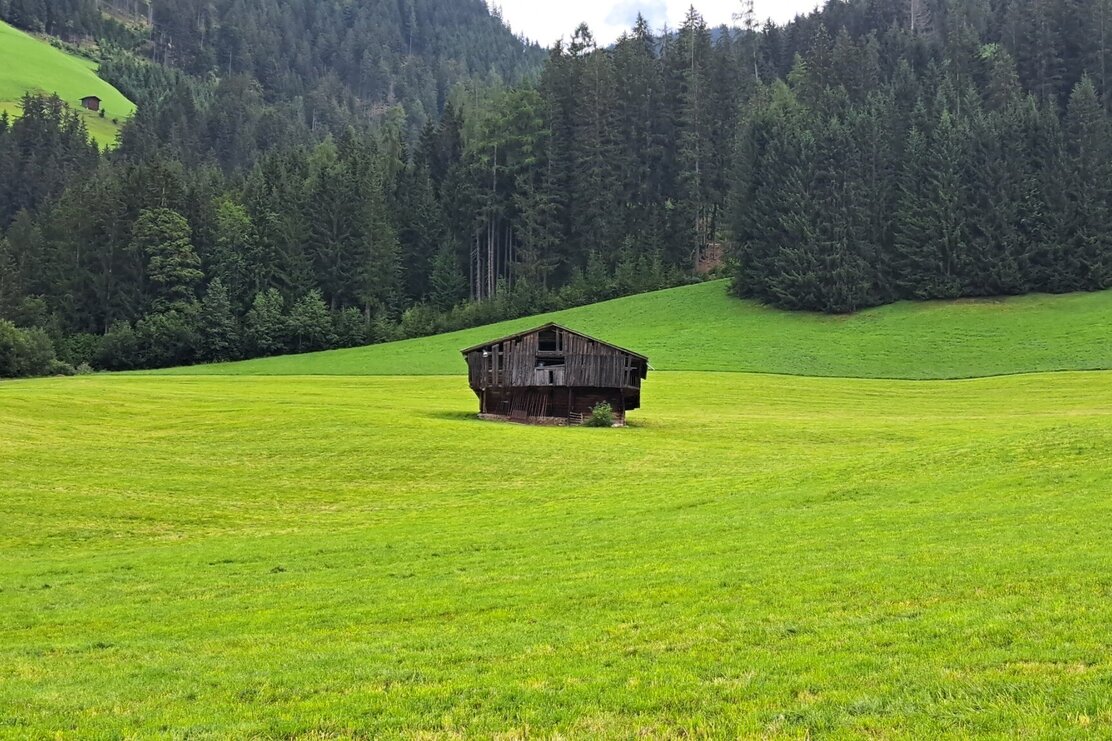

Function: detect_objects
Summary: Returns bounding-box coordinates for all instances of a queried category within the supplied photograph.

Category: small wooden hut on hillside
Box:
[462,323,649,426]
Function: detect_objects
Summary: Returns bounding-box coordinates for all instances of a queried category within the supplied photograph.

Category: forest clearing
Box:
[0,20,134,146]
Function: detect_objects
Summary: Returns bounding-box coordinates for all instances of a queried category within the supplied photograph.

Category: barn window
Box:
[535,356,565,385]
[538,328,560,352]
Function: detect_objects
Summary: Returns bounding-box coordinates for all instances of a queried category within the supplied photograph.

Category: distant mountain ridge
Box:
[1,0,546,124]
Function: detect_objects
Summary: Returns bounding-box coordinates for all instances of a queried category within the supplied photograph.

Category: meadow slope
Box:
[0,20,135,146]
[3,371,1112,737]
[150,281,1112,379]
[5,286,1112,736]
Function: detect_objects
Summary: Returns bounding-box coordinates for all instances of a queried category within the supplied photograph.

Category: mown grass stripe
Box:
[2,371,1111,736]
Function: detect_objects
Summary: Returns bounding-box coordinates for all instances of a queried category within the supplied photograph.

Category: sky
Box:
[494,0,823,47]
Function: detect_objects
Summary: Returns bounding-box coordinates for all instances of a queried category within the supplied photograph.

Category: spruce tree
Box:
[287,289,336,353]
[396,162,447,303]
[428,244,467,311]
[673,8,715,270]
[569,25,620,263]
[244,288,286,357]
[210,200,255,311]
[1063,76,1112,288]
[131,207,204,312]
[198,278,239,362]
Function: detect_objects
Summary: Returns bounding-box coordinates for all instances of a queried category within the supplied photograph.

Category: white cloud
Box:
[494,0,823,47]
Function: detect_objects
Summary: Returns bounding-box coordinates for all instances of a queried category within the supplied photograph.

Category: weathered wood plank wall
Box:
[466,327,645,392]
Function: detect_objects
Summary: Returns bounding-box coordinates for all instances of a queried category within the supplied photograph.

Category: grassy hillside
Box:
[3,370,1111,736]
[0,20,135,146]
[153,280,1112,379]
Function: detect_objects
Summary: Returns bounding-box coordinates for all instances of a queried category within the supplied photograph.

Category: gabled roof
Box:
[81,95,102,101]
[460,322,648,361]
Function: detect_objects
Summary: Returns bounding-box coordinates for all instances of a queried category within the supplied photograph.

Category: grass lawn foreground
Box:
[3,365,1112,737]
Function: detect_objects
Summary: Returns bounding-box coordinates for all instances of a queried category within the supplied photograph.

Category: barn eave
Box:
[459,322,648,361]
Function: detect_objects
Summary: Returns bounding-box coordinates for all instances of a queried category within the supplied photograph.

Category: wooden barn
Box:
[462,323,649,426]
[80,95,102,112]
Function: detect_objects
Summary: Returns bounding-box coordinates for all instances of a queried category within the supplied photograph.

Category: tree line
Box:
[4,0,1112,376]
[0,90,686,376]
[730,0,1112,311]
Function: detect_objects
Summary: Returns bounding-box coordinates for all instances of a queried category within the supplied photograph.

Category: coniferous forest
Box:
[3,0,1112,376]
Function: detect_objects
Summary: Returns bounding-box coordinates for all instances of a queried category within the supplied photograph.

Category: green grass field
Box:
[0,20,135,147]
[151,280,1112,380]
[4,285,1112,736]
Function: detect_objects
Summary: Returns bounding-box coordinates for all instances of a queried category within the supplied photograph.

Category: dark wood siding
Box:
[466,326,646,392]
[464,324,648,424]
[480,387,631,425]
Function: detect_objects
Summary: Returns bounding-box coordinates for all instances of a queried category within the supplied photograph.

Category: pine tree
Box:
[583,250,613,301]
[731,80,814,307]
[907,0,934,34]
[735,0,761,82]
[131,207,203,312]
[1089,0,1112,105]
[358,162,402,319]
[3,210,45,299]
[198,277,239,361]
[305,139,362,310]
[0,237,14,320]
[673,8,715,270]
[962,108,1024,295]
[921,110,969,298]
[396,161,447,303]
[333,306,369,348]
[1020,98,1071,291]
[1013,0,1066,105]
[893,123,936,298]
[513,171,560,289]
[612,17,668,243]
[569,25,620,263]
[1063,76,1112,288]
[244,288,286,357]
[287,289,336,352]
[428,243,467,311]
[210,199,255,311]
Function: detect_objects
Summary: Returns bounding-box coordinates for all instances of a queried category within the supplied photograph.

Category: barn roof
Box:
[460,322,649,361]
[81,95,102,101]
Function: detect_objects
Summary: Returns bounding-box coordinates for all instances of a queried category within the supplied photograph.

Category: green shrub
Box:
[96,321,140,370]
[333,307,369,348]
[135,310,199,368]
[75,362,95,375]
[46,359,76,376]
[585,402,614,428]
[0,320,57,378]
[58,332,101,367]
[399,303,443,339]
